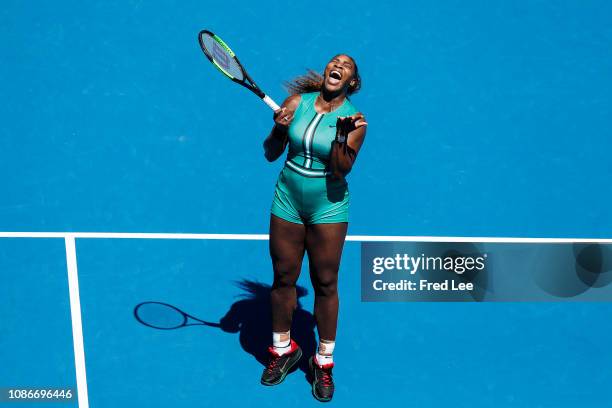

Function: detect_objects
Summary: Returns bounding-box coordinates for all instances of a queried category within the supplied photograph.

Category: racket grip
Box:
[262,94,281,111]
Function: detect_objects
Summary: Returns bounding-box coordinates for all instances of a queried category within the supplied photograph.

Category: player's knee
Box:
[313,274,338,297]
[272,264,300,288]
[273,259,300,275]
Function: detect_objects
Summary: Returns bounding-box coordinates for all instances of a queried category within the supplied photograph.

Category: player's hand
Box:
[274,107,295,129]
[336,112,367,136]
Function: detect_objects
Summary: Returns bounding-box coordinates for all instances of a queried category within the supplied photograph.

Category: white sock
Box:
[315,339,335,366]
[272,331,291,356]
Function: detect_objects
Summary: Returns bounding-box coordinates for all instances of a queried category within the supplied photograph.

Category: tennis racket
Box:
[198,30,281,111]
[134,301,220,330]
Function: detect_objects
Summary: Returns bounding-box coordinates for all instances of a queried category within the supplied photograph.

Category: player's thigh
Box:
[305,222,348,279]
[269,214,307,280]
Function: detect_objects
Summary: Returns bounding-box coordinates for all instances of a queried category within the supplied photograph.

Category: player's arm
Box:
[329,112,367,179]
[263,94,301,162]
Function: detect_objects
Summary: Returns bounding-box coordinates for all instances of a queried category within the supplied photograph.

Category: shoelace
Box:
[266,356,281,374]
[318,367,333,387]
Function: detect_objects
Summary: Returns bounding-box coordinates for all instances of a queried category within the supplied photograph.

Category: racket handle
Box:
[262,94,281,111]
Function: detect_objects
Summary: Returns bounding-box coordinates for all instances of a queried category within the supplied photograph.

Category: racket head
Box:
[134,301,189,330]
[198,30,246,82]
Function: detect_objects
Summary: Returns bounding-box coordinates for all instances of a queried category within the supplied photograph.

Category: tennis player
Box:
[260,54,367,402]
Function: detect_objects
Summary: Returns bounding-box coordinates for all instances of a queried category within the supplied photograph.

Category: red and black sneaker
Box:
[309,356,335,402]
[260,340,302,386]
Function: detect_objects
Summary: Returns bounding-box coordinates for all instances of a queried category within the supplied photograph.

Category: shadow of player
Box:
[134,279,317,376]
[219,280,316,375]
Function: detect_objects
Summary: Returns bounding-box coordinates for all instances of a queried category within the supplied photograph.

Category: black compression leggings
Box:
[269,214,347,341]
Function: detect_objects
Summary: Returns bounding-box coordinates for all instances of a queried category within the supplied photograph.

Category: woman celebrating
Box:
[260,54,367,402]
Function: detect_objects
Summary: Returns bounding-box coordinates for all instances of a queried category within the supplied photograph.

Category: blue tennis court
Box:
[2,1,612,407]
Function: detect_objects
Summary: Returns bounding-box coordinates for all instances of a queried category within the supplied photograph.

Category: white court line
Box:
[0,231,611,243]
[64,236,89,408]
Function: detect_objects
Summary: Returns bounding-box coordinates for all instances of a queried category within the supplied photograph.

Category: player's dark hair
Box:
[284,55,361,96]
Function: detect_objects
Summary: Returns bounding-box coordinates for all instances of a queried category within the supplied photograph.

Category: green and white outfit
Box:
[271,92,358,224]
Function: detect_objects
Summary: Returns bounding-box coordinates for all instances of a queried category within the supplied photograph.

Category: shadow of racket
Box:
[134,301,221,330]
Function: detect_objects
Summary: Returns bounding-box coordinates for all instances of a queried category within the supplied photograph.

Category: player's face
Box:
[323,55,356,94]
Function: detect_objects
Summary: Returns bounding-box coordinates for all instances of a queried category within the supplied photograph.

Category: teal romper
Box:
[271,92,359,225]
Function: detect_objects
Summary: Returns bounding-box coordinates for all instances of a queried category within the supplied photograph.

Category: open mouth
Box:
[328,70,342,85]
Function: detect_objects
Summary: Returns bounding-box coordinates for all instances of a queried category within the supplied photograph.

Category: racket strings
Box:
[200,33,244,81]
